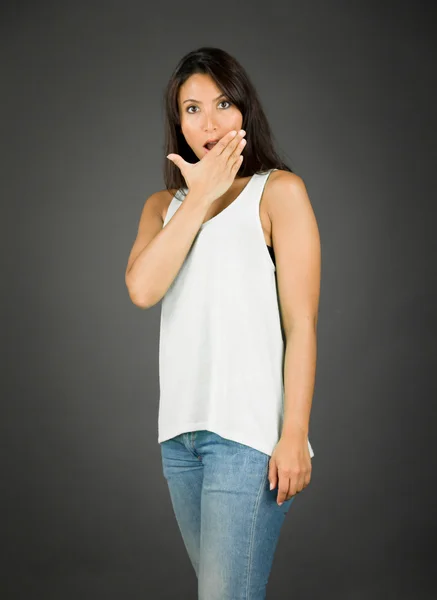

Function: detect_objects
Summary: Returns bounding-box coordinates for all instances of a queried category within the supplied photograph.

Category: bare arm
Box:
[269,172,321,440]
[125,190,210,309]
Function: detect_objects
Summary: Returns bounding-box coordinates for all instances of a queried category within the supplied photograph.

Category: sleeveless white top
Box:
[158,168,314,458]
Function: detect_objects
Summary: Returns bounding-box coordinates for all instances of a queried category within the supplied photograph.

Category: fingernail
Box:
[269,482,274,490]
[278,502,283,506]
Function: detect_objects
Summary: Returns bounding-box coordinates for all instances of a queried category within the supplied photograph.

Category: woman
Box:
[125,46,321,599]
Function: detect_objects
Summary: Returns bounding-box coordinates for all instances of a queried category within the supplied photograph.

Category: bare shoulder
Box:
[154,187,179,222]
[265,169,309,218]
[266,169,306,195]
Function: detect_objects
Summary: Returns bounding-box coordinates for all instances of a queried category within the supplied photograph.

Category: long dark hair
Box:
[162,46,293,194]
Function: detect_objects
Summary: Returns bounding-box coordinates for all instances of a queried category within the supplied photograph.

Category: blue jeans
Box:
[160,429,295,599]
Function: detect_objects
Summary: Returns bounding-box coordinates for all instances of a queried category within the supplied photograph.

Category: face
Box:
[178,73,243,161]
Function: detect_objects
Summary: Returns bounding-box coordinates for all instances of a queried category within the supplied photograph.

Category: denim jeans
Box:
[160,429,295,599]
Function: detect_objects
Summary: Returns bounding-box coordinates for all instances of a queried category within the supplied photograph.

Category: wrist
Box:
[281,422,309,440]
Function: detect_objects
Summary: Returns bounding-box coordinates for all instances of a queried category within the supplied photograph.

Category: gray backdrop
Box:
[2,1,436,598]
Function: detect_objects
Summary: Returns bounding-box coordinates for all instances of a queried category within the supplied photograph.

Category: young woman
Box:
[125,46,321,599]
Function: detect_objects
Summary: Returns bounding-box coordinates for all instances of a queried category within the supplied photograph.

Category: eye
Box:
[186,100,233,114]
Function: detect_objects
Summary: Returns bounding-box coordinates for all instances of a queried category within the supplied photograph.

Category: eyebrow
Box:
[182,93,226,105]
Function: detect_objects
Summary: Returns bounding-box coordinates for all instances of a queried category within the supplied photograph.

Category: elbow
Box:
[125,273,153,309]
[128,291,150,309]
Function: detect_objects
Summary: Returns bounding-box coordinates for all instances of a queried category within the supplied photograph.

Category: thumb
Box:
[166,153,187,171]
[268,457,277,490]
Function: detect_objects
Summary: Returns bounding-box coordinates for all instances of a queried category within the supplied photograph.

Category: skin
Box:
[265,173,321,504]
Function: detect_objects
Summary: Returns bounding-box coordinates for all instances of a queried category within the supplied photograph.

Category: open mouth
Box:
[204,141,219,151]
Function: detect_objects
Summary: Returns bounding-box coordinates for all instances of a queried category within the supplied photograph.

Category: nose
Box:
[202,111,219,132]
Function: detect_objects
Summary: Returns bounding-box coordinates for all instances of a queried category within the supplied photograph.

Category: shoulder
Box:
[151,188,179,222]
[264,169,310,219]
[266,169,305,193]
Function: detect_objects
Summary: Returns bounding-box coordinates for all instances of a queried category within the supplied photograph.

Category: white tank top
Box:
[158,168,314,458]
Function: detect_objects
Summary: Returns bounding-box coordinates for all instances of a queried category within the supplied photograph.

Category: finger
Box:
[296,473,306,493]
[268,458,277,491]
[289,482,299,497]
[231,154,244,174]
[216,129,246,159]
[213,130,239,155]
[225,129,246,160]
[277,478,290,506]
[282,480,295,503]
[230,136,246,162]
[166,154,188,173]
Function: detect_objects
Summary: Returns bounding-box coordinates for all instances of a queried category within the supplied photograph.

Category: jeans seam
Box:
[244,463,267,599]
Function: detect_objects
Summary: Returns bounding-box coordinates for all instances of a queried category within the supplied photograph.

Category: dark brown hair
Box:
[162,46,293,194]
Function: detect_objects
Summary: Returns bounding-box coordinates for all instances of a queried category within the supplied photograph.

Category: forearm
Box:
[281,321,317,440]
[126,191,210,308]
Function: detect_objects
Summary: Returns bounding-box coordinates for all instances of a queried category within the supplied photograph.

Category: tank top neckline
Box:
[180,172,258,230]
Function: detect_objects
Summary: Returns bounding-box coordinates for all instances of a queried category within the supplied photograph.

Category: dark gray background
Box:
[2,1,436,598]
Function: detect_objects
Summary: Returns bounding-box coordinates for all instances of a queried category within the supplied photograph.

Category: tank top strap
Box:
[163,189,184,227]
[254,168,278,196]
[237,168,278,221]
[241,168,277,206]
